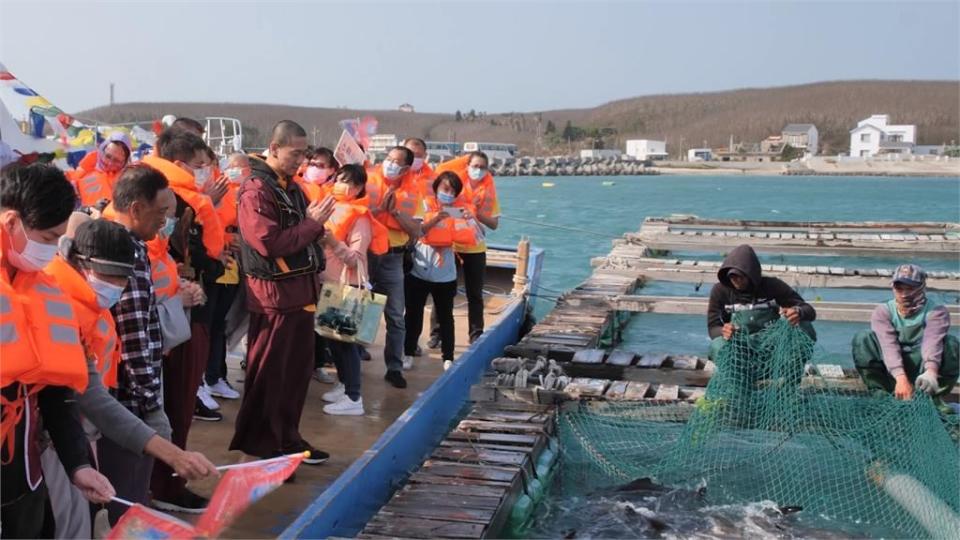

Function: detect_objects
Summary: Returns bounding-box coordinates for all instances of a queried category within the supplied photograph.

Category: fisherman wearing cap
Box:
[852,264,959,401]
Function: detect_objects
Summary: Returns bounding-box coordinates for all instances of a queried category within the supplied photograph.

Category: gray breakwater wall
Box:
[487,157,658,177]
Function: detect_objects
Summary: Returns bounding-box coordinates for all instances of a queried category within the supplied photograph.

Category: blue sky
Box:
[1,0,957,114]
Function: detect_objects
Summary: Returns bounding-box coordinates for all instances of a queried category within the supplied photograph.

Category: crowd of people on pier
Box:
[1,115,957,539]
[0,118,499,537]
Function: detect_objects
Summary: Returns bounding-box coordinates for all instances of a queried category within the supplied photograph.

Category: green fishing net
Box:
[558,317,960,538]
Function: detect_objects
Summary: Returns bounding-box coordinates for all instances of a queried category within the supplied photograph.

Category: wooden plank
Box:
[637,353,668,368]
[607,295,960,325]
[572,349,606,364]
[667,355,700,370]
[421,461,520,483]
[431,446,528,467]
[623,382,651,400]
[605,380,629,399]
[456,420,549,435]
[408,472,511,489]
[394,488,503,511]
[606,349,636,366]
[401,483,506,504]
[365,516,486,539]
[446,431,539,448]
[377,503,494,525]
[440,440,536,456]
[654,384,680,400]
[564,378,609,397]
[466,409,552,424]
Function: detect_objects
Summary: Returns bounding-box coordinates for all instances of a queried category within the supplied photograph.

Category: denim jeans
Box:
[369,251,405,373]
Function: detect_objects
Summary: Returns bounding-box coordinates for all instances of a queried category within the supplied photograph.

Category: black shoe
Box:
[151,489,209,514]
[193,402,223,422]
[384,370,407,389]
[468,332,482,344]
[359,347,371,361]
[413,345,424,357]
[427,336,441,349]
[291,441,329,465]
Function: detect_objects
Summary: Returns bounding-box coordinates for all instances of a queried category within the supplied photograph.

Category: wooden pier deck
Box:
[634,216,960,258]
[358,402,556,539]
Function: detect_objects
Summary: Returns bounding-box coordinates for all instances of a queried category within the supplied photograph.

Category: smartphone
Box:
[442,206,464,218]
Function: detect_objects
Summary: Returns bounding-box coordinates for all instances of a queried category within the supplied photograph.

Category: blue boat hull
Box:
[282,245,545,539]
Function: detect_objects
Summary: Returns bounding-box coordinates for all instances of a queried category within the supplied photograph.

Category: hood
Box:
[248,154,283,183]
[717,244,762,291]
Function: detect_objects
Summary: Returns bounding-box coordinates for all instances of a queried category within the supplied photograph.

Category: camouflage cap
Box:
[892,264,926,287]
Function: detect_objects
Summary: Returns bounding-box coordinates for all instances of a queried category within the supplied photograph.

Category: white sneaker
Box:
[197,385,220,411]
[323,395,364,416]
[402,355,414,370]
[322,383,345,403]
[313,368,336,384]
[443,360,453,371]
[207,378,240,399]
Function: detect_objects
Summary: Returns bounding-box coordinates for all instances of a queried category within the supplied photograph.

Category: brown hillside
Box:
[79,80,959,156]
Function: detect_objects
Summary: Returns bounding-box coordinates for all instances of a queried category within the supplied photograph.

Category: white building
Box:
[367,134,399,154]
[849,115,916,157]
[625,139,668,161]
[580,149,621,159]
[781,124,818,155]
[687,148,712,161]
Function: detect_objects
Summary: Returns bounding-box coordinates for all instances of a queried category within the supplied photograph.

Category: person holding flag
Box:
[1,163,116,537]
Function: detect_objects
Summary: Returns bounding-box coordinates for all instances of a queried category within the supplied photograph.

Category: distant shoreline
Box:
[651,166,959,178]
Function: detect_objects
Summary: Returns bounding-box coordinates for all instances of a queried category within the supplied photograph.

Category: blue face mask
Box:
[437,192,456,205]
[467,166,485,181]
[159,216,177,239]
[382,159,404,180]
[87,274,126,309]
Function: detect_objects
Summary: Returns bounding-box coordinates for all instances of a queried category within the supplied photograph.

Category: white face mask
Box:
[193,165,213,188]
[7,221,58,272]
[87,274,126,309]
[411,157,425,172]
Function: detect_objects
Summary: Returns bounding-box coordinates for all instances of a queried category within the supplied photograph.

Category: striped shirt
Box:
[110,238,164,416]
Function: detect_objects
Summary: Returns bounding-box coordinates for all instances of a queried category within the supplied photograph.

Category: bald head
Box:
[270,120,307,148]
[267,120,308,177]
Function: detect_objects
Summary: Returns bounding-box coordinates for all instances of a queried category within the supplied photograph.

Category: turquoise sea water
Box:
[486,175,960,361]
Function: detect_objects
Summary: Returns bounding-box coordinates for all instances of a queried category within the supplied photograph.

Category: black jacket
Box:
[706,244,816,338]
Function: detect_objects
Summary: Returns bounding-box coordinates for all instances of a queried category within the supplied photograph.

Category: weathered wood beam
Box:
[596,295,960,325]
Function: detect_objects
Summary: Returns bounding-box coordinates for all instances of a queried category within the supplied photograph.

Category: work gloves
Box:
[914,370,940,396]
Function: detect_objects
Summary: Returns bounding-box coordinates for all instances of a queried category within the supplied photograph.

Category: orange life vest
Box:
[141,155,225,259]
[411,162,435,197]
[145,237,180,302]
[0,236,88,461]
[215,184,239,231]
[293,175,333,205]
[421,198,478,248]
[435,155,499,218]
[69,168,121,209]
[45,256,121,388]
[365,170,420,232]
[325,201,389,256]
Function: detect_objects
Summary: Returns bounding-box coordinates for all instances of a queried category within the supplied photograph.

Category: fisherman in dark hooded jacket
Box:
[707,244,816,359]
